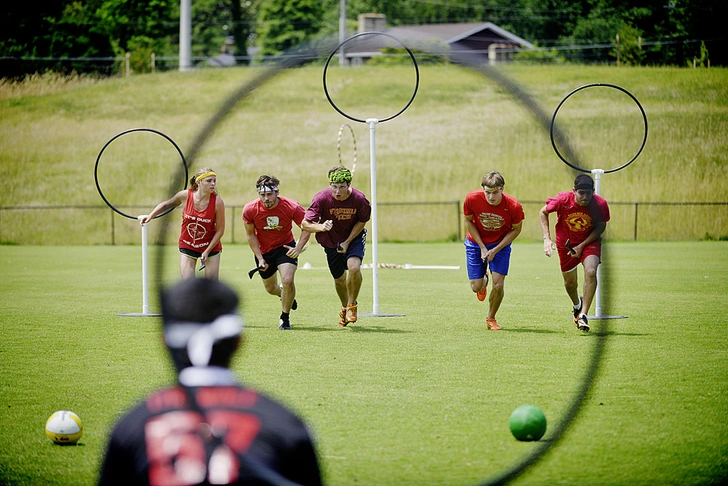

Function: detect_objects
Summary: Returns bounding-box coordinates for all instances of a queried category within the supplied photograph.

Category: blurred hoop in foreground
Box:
[550,83,648,174]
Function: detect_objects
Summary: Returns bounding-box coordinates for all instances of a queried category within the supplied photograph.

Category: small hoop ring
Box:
[337,124,358,174]
[94,128,188,220]
[323,32,420,124]
[550,83,648,174]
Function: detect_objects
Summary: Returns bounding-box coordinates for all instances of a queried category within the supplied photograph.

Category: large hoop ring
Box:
[94,128,188,220]
[550,83,648,174]
[323,31,420,124]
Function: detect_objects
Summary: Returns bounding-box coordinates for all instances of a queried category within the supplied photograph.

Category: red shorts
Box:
[558,241,601,273]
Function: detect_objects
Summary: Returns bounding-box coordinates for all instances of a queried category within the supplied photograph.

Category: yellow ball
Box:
[45,411,83,445]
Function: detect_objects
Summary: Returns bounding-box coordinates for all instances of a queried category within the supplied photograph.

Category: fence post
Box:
[111,209,116,245]
[455,200,462,241]
[151,52,156,73]
[125,52,130,77]
[634,202,639,241]
[230,206,236,244]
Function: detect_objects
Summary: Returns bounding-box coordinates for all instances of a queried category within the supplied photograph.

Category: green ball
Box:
[509,404,547,441]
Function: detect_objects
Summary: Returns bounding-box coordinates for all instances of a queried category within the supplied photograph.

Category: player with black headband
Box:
[302,166,371,328]
[539,174,611,332]
[243,175,311,330]
[98,278,322,485]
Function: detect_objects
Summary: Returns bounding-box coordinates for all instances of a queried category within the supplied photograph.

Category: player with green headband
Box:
[302,166,371,327]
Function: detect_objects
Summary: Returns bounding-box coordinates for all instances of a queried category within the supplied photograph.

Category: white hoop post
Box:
[367,118,380,315]
[118,218,160,317]
[590,169,626,320]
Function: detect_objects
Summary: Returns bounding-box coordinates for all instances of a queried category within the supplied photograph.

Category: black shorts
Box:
[324,230,366,280]
[256,241,298,280]
[179,248,221,259]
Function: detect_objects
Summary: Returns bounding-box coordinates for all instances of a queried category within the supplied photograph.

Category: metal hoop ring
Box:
[550,83,648,174]
[337,123,358,173]
[323,31,420,124]
[94,128,188,220]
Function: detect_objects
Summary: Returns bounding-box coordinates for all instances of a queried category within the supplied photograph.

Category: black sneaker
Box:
[573,296,583,320]
[279,319,291,331]
[292,299,298,311]
[576,315,589,332]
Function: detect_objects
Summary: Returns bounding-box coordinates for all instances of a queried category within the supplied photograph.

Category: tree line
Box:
[1,0,724,78]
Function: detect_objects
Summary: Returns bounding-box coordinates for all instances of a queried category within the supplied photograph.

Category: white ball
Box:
[45,410,83,445]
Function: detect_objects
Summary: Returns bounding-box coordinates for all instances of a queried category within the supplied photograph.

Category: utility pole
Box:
[179,0,191,71]
[339,0,347,66]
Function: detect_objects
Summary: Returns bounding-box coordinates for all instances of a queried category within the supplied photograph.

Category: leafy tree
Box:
[256,0,324,57]
[612,23,645,66]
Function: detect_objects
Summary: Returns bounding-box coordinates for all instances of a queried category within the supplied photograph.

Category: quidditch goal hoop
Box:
[323,31,420,124]
[550,83,648,174]
[94,127,188,219]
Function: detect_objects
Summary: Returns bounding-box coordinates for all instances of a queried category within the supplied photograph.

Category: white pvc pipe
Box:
[139,217,151,315]
[368,118,380,314]
[592,168,605,317]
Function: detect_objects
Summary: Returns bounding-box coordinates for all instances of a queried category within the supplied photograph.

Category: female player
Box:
[140,167,225,280]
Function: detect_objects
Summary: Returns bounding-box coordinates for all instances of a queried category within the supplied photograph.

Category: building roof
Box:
[387,22,534,50]
[343,20,534,60]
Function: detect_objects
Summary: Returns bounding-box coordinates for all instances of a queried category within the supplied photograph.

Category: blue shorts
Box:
[464,238,512,280]
[324,229,366,279]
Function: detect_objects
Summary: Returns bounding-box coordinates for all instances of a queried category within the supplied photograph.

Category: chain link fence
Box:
[1,201,726,245]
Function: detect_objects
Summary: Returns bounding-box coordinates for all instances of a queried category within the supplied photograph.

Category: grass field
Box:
[1,241,727,485]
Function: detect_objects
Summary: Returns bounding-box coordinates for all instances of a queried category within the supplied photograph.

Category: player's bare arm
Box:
[538,205,555,256]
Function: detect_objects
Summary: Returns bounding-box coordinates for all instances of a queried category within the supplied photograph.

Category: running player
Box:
[539,174,611,332]
[243,175,310,330]
[463,171,524,330]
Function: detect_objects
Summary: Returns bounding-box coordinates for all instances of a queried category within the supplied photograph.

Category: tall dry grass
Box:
[1,64,726,241]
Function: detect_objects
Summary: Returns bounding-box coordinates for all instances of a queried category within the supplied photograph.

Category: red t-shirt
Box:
[178,190,222,253]
[464,190,525,245]
[242,196,305,255]
[544,191,610,247]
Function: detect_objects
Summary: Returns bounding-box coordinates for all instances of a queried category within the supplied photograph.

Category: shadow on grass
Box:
[501,327,561,334]
[292,325,414,334]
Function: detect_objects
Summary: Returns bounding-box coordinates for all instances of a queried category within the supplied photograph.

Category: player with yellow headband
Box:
[140,167,226,279]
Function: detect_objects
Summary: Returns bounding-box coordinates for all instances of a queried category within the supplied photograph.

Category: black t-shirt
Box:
[99,385,322,486]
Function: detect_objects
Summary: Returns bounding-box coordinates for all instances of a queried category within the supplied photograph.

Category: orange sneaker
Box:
[346,301,358,323]
[486,317,502,330]
[338,307,348,327]
[476,286,487,301]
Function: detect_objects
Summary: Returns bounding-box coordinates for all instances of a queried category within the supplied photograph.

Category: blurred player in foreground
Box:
[463,171,524,330]
[539,174,611,332]
[243,175,310,330]
[302,166,371,328]
[98,278,322,485]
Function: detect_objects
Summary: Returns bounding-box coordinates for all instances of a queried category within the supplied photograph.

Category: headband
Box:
[164,314,243,367]
[257,185,278,193]
[195,171,216,184]
[329,168,352,184]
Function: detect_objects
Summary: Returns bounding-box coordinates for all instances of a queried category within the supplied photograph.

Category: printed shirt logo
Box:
[329,208,355,221]
[566,211,592,232]
[478,212,505,231]
[186,222,208,243]
[264,216,282,230]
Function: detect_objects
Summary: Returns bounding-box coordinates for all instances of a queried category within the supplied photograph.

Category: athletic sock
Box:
[280,311,290,322]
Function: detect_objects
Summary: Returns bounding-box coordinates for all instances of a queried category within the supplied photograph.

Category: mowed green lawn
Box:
[1,241,726,485]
